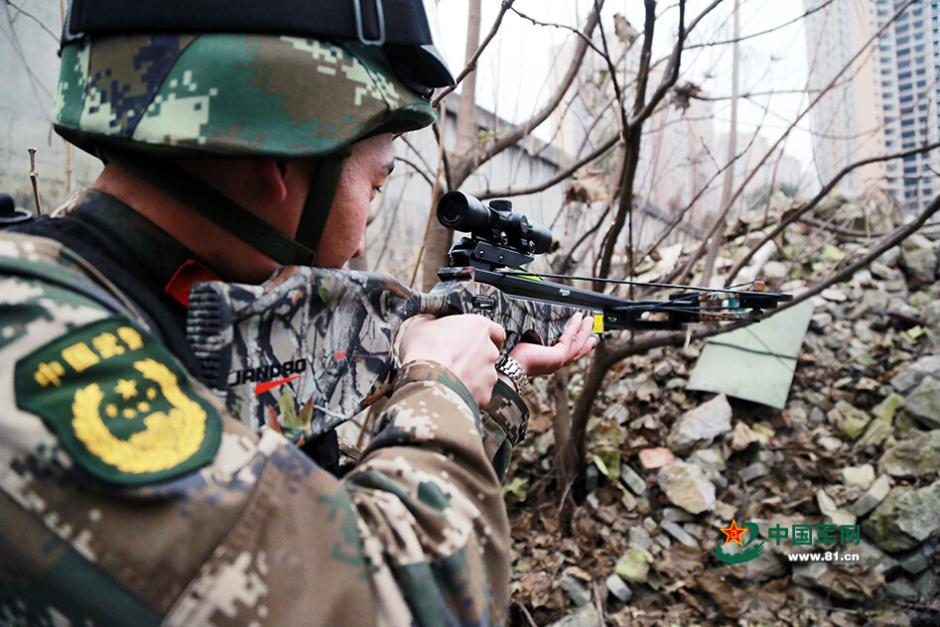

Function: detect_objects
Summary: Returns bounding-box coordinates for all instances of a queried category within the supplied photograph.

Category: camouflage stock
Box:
[186,266,577,444]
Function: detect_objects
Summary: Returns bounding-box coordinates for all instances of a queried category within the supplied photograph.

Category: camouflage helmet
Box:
[52,1,451,266]
[54,35,436,159]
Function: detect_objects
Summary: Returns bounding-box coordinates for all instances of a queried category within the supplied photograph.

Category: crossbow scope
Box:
[437,192,553,259]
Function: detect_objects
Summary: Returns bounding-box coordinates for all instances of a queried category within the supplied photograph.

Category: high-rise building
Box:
[805,0,940,213]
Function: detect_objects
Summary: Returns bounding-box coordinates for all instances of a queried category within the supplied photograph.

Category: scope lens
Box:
[437,191,492,231]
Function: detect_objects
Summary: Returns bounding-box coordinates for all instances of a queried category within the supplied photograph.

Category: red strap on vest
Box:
[164,259,219,308]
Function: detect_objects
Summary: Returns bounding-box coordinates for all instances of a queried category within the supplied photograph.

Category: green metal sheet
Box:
[687,300,814,409]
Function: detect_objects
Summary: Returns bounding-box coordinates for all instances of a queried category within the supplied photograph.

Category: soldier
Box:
[0,2,596,624]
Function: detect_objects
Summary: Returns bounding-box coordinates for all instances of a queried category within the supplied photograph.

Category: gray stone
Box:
[885,577,920,602]
[547,604,601,627]
[862,480,940,552]
[661,520,697,547]
[619,464,647,496]
[841,464,875,489]
[821,288,848,302]
[817,435,843,452]
[899,548,930,575]
[558,575,592,607]
[740,462,770,483]
[810,312,833,332]
[817,489,856,526]
[737,550,786,582]
[615,548,652,584]
[666,394,732,453]
[904,376,940,428]
[809,406,826,424]
[856,539,899,575]
[688,447,726,471]
[852,474,892,518]
[891,355,940,393]
[827,400,871,440]
[879,430,940,477]
[791,563,867,602]
[662,507,694,523]
[872,393,904,422]
[630,525,653,551]
[900,233,938,282]
[855,417,893,449]
[605,574,632,603]
[658,461,716,514]
[914,570,939,599]
[683,523,705,540]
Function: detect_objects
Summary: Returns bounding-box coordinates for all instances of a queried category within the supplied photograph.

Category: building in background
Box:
[804,0,940,213]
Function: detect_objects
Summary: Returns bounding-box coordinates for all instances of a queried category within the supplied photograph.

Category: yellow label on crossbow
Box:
[593,313,605,333]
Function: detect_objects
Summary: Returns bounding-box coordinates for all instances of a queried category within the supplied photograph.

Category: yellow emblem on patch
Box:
[72,358,208,474]
[16,318,222,485]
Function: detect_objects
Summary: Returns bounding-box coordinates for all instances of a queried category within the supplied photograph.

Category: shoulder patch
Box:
[14,317,221,485]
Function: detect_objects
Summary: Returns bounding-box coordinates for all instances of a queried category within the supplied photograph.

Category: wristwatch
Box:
[495,355,532,397]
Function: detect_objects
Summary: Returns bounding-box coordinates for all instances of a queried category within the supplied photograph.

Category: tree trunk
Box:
[419,0,482,290]
[702,0,740,286]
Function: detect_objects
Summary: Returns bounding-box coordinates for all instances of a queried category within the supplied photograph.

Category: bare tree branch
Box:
[431,0,515,107]
[685,0,835,49]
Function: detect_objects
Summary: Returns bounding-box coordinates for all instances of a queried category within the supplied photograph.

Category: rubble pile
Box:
[506,193,940,625]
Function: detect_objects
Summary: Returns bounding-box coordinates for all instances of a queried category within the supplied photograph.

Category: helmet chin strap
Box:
[293,148,351,260]
[103,149,349,269]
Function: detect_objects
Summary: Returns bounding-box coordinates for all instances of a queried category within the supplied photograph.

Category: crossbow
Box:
[186,192,791,444]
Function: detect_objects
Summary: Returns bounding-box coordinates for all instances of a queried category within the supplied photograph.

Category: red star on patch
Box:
[720,519,747,545]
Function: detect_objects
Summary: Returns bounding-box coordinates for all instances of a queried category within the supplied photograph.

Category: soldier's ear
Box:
[256,160,289,205]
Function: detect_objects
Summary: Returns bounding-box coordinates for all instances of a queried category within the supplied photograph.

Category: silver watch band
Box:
[496,355,532,397]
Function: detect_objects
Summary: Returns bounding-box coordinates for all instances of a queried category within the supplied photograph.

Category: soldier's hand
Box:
[398,314,506,406]
[509,312,596,376]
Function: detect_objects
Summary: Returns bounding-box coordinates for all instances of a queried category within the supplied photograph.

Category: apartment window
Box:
[899,60,912,69]
[897,35,910,45]
[899,71,912,80]
[898,47,911,56]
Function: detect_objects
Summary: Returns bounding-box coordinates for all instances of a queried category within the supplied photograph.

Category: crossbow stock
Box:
[186,192,791,444]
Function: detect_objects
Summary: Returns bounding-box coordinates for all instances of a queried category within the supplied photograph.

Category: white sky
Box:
[436,0,816,174]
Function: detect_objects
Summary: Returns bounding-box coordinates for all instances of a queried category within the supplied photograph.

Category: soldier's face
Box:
[315,133,396,268]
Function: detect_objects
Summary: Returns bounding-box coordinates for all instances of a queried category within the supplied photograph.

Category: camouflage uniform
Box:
[0,33,530,626]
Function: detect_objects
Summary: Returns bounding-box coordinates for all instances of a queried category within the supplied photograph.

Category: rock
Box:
[914,569,939,599]
[661,521,697,547]
[619,464,647,495]
[899,547,930,575]
[658,461,716,514]
[904,376,940,428]
[891,355,940,392]
[810,312,833,332]
[855,417,893,449]
[791,563,868,602]
[809,406,826,424]
[732,550,786,582]
[740,462,770,483]
[547,604,601,627]
[615,548,651,584]
[827,400,871,440]
[862,480,940,552]
[688,447,726,471]
[852,474,891,518]
[841,464,875,489]
[821,288,848,302]
[879,430,940,477]
[817,435,843,451]
[639,447,675,470]
[666,394,732,453]
[731,421,760,450]
[900,233,938,282]
[872,393,904,422]
[558,575,592,607]
[817,489,856,526]
[662,507,693,523]
[885,577,920,602]
[605,574,632,603]
[629,526,652,551]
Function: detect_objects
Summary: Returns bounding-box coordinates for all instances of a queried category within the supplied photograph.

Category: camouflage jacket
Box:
[0,215,530,625]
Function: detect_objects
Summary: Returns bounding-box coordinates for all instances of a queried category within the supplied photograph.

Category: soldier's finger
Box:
[488,321,506,348]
